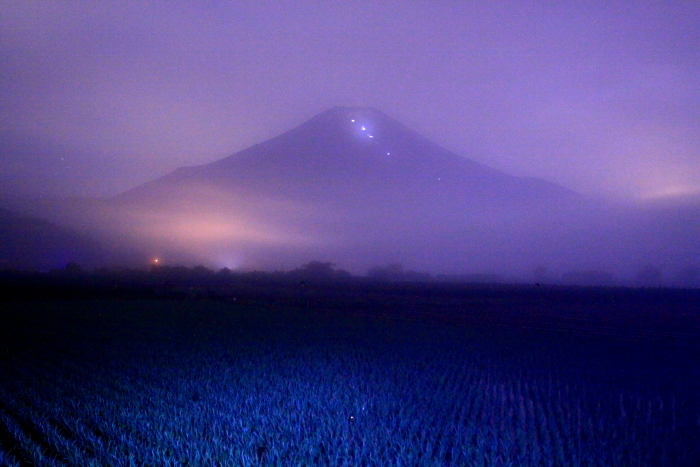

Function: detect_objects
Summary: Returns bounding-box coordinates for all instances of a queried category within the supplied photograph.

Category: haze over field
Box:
[0,2,699,284]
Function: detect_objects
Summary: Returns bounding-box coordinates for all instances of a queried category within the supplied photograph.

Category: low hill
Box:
[0,208,107,271]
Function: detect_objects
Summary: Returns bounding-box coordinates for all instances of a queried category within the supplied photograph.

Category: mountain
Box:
[117,107,577,207]
[103,107,587,273]
[0,208,107,271]
[26,106,696,281]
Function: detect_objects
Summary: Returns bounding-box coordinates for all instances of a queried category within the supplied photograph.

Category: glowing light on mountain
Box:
[161,216,288,243]
[349,119,377,140]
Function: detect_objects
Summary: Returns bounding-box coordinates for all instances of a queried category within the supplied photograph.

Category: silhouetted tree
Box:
[192,265,214,277]
[289,261,351,282]
[215,267,233,280]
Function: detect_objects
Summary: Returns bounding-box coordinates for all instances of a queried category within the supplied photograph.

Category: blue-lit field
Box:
[1,289,699,466]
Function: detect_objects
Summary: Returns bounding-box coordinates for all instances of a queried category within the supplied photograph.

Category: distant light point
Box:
[361,126,366,131]
[351,119,355,122]
[368,135,374,138]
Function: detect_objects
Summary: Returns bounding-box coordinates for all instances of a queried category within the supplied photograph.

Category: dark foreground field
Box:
[1,279,699,466]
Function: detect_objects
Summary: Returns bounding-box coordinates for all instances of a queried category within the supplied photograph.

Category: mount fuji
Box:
[118,107,577,205]
[13,107,695,281]
[103,107,584,273]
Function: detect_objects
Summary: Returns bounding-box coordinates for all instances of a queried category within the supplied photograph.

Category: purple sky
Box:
[1,1,699,201]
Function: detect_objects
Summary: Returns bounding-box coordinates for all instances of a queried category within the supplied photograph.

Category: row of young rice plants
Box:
[1,298,698,466]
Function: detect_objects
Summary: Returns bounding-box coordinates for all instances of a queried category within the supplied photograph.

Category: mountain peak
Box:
[289,106,402,142]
